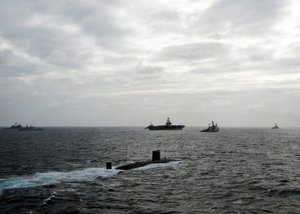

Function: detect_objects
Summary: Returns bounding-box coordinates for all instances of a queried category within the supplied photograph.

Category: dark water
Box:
[0,127,300,213]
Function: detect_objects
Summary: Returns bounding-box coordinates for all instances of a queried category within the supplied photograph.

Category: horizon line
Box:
[1,125,300,129]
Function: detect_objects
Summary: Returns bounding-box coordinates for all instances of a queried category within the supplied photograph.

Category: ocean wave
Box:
[0,167,119,192]
[267,188,300,197]
[41,191,56,205]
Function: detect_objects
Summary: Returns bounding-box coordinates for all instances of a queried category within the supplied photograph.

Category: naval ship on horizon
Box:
[4,123,43,131]
[272,123,279,129]
[201,121,219,132]
[145,118,185,130]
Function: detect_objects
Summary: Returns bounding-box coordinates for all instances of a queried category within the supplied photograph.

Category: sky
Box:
[1,0,300,127]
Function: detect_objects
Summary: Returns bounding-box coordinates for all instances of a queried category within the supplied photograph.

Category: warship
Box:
[4,123,43,131]
[4,123,23,130]
[145,118,185,130]
[201,121,219,132]
[19,125,43,131]
[272,123,279,129]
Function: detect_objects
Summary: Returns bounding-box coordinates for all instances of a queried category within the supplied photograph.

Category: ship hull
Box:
[201,129,220,132]
[201,129,219,132]
[147,125,185,130]
[19,128,43,131]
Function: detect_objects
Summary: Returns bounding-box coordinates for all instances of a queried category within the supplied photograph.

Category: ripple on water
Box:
[1,127,300,213]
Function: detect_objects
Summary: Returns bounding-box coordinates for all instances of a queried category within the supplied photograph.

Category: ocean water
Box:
[0,127,300,213]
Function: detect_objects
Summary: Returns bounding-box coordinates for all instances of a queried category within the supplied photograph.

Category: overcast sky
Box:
[1,0,300,127]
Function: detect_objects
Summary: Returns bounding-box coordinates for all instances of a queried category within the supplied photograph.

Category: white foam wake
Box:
[133,161,183,170]
[0,167,119,191]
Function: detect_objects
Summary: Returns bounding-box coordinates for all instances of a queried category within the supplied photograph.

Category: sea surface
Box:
[0,127,300,213]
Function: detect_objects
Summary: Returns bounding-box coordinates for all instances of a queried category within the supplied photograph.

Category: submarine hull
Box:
[116,159,176,170]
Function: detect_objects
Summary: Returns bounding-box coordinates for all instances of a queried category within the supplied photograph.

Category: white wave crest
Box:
[133,161,183,170]
[0,167,119,191]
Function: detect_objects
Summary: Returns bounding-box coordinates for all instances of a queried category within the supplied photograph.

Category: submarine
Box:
[106,150,177,170]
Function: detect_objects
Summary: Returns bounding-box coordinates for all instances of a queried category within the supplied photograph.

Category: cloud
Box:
[193,0,288,37]
[135,63,163,75]
[60,0,136,51]
[1,0,300,126]
[158,42,228,61]
[0,49,14,65]
[0,48,39,77]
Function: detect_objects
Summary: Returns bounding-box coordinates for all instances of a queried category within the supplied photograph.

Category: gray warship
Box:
[4,123,23,130]
[272,123,279,129]
[4,123,43,131]
[201,121,219,132]
[145,118,185,130]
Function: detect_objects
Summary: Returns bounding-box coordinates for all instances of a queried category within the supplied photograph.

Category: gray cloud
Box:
[60,0,135,51]
[158,42,228,61]
[1,0,300,127]
[135,63,163,75]
[0,49,14,65]
[193,0,288,37]
[0,49,39,77]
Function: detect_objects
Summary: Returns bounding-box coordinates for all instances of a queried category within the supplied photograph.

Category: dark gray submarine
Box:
[106,150,176,170]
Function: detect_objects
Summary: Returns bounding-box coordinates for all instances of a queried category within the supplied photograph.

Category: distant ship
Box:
[4,123,43,131]
[4,123,23,130]
[272,123,279,129]
[19,125,43,131]
[201,121,219,132]
[145,118,185,130]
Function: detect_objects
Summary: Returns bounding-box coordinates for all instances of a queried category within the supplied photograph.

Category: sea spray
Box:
[133,161,183,170]
[0,161,182,191]
[0,167,119,191]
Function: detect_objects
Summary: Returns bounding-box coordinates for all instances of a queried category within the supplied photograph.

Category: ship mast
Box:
[166,117,172,127]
